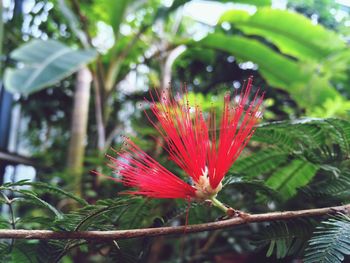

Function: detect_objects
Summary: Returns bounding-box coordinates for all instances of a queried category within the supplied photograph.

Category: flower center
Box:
[194,167,222,200]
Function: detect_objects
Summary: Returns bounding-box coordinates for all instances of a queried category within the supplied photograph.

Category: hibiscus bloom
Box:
[107,77,263,213]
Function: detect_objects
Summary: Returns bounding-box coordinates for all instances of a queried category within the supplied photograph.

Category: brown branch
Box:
[0,204,349,241]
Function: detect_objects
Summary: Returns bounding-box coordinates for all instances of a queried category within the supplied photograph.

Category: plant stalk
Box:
[210,196,228,213]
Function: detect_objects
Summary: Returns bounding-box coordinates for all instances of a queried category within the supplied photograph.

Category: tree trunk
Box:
[160,45,186,90]
[67,67,92,197]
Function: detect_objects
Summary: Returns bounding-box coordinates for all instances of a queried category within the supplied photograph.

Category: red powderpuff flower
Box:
[107,77,263,208]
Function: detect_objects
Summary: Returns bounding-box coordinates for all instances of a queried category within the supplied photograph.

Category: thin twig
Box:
[54,241,87,263]
[0,192,16,251]
[0,204,348,240]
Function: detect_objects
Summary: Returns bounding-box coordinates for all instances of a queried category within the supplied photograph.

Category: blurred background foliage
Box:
[1,0,350,262]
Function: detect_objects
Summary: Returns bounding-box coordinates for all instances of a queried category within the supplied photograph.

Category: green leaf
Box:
[219,8,345,60]
[108,0,129,39]
[28,182,88,206]
[254,118,350,163]
[0,242,10,259]
[233,118,350,201]
[266,159,318,200]
[155,0,189,21]
[304,214,350,263]
[11,241,38,263]
[37,240,72,263]
[4,39,97,95]
[223,176,279,199]
[228,0,271,6]
[254,219,314,259]
[303,169,350,200]
[198,33,308,88]
[1,180,87,206]
[2,179,32,188]
[197,33,341,111]
[57,0,89,48]
[15,189,63,219]
[204,0,272,6]
[233,148,288,178]
[0,216,10,229]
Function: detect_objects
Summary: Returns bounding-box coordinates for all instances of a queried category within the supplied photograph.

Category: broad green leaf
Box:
[228,0,271,6]
[288,77,340,115]
[197,33,343,112]
[266,159,318,200]
[198,33,309,87]
[155,0,189,21]
[196,30,348,116]
[109,0,129,39]
[57,0,89,47]
[219,8,345,60]
[204,0,272,6]
[4,39,97,95]
[90,0,129,37]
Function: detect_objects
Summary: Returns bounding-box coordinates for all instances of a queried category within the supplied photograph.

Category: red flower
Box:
[108,77,263,203]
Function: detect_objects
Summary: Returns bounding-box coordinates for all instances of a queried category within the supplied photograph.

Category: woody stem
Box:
[210,196,228,213]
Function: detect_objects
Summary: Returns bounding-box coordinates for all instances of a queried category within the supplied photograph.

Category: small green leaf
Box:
[28,182,88,206]
[16,190,63,219]
[233,148,288,178]
[254,219,314,259]
[304,214,350,263]
[266,160,318,200]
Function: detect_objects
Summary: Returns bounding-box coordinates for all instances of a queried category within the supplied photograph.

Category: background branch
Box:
[0,203,348,241]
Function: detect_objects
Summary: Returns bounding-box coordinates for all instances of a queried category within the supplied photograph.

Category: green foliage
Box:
[302,169,350,200]
[15,189,63,219]
[255,219,314,259]
[27,182,88,206]
[219,8,345,61]
[0,118,349,261]
[0,180,87,206]
[230,0,271,6]
[2,0,350,261]
[193,6,350,116]
[223,176,279,199]
[108,0,129,39]
[198,33,308,88]
[233,148,288,178]
[288,0,344,30]
[266,160,318,200]
[198,33,343,113]
[4,39,97,95]
[254,118,350,160]
[304,214,350,263]
[0,180,165,262]
[231,118,350,200]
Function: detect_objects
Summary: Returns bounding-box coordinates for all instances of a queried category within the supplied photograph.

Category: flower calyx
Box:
[194,167,222,201]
